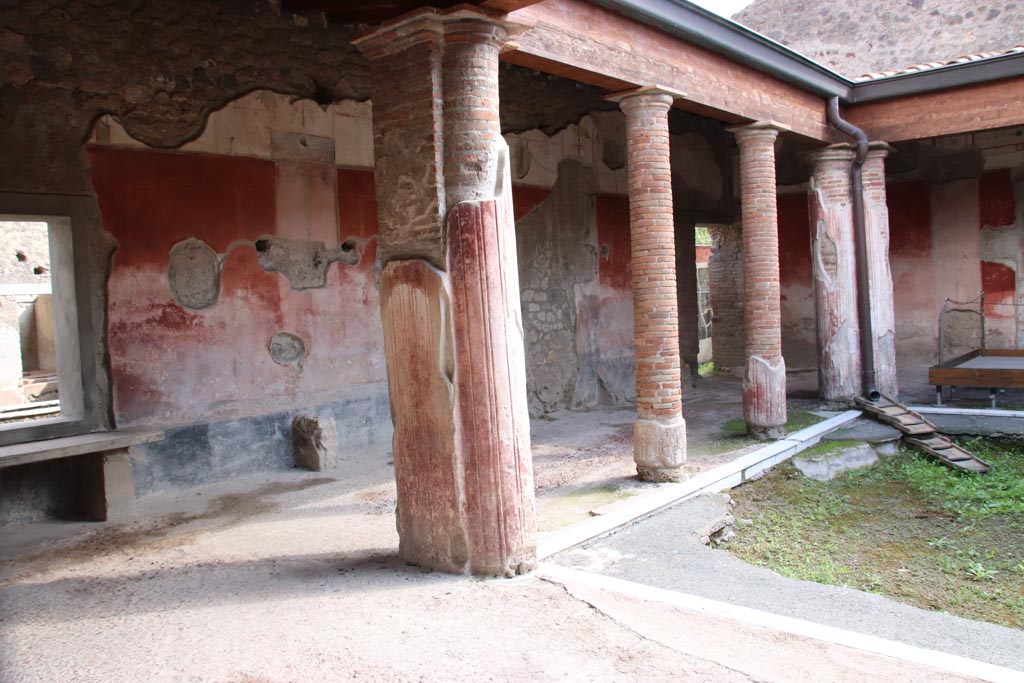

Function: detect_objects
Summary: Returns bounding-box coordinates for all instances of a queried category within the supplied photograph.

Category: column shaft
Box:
[864,143,898,397]
[733,124,786,438]
[357,10,536,576]
[612,88,686,482]
[808,145,861,403]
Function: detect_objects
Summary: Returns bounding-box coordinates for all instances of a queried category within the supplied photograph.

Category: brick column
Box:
[731,123,786,439]
[356,9,536,577]
[864,142,898,397]
[807,144,861,403]
[608,87,686,482]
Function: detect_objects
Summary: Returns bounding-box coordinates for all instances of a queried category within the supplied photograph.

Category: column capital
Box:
[866,141,892,160]
[806,143,857,166]
[606,85,684,111]
[353,6,523,58]
[728,120,790,144]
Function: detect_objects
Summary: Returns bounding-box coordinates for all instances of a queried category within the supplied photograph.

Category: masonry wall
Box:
[0,0,384,524]
[511,160,635,415]
[88,145,388,495]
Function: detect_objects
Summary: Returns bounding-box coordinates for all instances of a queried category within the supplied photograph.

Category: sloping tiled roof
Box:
[851,46,1024,83]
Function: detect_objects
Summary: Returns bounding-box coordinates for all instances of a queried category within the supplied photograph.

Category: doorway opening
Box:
[0,219,82,427]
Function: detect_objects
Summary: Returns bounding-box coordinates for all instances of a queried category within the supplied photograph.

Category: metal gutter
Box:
[826,97,880,403]
[593,0,1024,105]
[849,51,1024,103]
[588,0,853,99]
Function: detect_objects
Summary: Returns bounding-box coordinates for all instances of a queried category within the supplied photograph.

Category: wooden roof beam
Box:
[505,0,833,142]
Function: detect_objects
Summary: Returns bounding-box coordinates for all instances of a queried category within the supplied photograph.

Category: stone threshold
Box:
[536,410,862,560]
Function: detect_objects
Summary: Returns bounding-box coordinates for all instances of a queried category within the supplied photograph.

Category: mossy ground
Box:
[721,409,826,439]
[536,484,633,532]
[726,438,1024,628]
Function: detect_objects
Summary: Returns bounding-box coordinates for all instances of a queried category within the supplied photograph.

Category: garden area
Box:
[725,438,1024,628]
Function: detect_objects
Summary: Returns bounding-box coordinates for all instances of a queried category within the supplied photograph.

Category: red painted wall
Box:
[594,194,634,359]
[885,181,935,375]
[982,261,1016,318]
[777,194,812,287]
[979,169,1018,343]
[596,195,632,292]
[776,192,816,365]
[979,168,1016,229]
[512,186,550,221]
[91,147,384,428]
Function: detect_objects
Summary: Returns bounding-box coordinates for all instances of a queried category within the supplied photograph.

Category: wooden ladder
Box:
[854,395,991,474]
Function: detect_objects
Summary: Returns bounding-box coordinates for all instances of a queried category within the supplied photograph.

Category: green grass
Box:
[798,439,863,458]
[698,361,715,377]
[722,409,826,438]
[726,438,1024,628]
[887,438,1024,517]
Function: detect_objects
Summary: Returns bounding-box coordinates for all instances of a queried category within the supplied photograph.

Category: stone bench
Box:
[0,428,164,521]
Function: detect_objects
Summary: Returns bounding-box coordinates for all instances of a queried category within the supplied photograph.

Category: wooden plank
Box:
[900,423,936,435]
[880,406,908,416]
[914,437,951,450]
[929,366,1024,389]
[906,438,991,473]
[0,429,164,469]
[505,0,832,141]
[847,75,1024,142]
[934,349,981,369]
[481,0,545,10]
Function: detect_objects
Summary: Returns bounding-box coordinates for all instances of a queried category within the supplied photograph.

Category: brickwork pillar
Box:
[708,224,745,371]
[609,87,686,482]
[808,145,861,403]
[731,123,786,439]
[356,9,536,577]
[864,142,898,397]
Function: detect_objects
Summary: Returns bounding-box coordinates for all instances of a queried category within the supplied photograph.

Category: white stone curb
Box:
[536,410,862,560]
[910,405,1024,418]
[537,564,1024,683]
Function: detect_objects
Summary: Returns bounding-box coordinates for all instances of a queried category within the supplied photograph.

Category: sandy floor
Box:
[0,466,982,683]
[0,377,989,682]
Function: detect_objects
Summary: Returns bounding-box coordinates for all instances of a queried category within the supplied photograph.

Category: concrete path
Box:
[551,494,1024,677]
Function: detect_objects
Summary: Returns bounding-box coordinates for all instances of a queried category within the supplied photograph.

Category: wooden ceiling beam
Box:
[505,0,832,141]
[846,76,1024,142]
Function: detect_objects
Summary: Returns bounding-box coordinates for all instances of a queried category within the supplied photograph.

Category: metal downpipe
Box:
[826,97,880,402]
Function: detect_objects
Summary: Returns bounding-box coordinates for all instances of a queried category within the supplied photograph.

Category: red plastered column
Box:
[357,9,536,577]
[808,144,861,403]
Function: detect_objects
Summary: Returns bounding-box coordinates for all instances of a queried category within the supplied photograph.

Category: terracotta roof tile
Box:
[852,45,1024,82]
